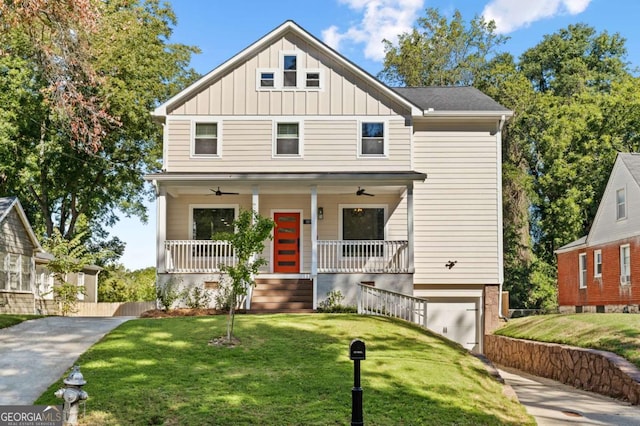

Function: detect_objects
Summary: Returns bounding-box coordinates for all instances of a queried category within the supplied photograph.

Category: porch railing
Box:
[164,239,409,274]
[357,283,428,329]
[317,240,409,273]
[164,240,236,273]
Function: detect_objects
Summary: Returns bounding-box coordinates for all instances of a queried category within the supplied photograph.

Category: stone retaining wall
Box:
[485,334,640,404]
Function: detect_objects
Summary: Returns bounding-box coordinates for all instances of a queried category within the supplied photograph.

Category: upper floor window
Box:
[620,244,631,285]
[275,122,301,157]
[283,55,297,87]
[260,72,275,88]
[594,249,602,278]
[360,122,386,157]
[193,122,219,157]
[305,72,320,88]
[579,253,587,289]
[616,188,626,220]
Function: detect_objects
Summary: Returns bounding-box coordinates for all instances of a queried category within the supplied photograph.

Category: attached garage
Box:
[414,288,484,352]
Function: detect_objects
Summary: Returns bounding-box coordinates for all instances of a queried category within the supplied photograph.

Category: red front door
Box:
[273,212,300,273]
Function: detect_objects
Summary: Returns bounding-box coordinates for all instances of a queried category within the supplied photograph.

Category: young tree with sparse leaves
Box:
[216,210,275,343]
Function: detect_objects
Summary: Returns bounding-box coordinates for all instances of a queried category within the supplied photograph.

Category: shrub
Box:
[157,278,180,311]
[181,285,212,309]
[317,290,357,313]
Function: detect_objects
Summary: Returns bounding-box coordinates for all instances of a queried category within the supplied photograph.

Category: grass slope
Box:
[496,313,640,369]
[37,314,532,425]
[0,314,43,329]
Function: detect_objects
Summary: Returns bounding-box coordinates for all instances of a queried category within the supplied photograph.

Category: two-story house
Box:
[556,153,640,313]
[146,21,511,352]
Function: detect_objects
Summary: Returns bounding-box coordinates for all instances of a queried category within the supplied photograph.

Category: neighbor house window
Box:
[1,253,30,292]
[305,71,320,88]
[579,253,587,289]
[283,55,297,87]
[360,122,385,156]
[77,272,85,301]
[341,206,385,256]
[616,188,626,220]
[193,122,219,156]
[620,244,630,285]
[275,122,300,156]
[594,250,602,278]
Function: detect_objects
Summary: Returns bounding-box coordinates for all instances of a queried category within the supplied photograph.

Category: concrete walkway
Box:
[499,366,640,425]
[0,316,131,405]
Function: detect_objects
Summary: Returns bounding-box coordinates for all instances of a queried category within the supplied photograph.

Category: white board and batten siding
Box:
[413,120,501,285]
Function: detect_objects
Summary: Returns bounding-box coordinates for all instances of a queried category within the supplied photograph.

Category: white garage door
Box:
[426,298,479,352]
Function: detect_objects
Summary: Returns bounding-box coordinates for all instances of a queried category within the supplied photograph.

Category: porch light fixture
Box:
[352,208,365,217]
[318,207,324,220]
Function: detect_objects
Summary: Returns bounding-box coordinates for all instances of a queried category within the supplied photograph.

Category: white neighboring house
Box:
[145,21,512,352]
[0,196,100,314]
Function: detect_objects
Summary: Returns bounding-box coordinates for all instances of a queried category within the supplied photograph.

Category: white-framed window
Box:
[36,270,54,300]
[274,122,302,157]
[616,188,627,220]
[259,71,275,88]
[77,272,85,301]
[192,121,221,157]
[304,70,322,89]
[339,204,386,257]
[190,205,238,240]
[594,249,602,278]
[282,53,297,87]
[359,122,387,157]
[0,253,30,292]
[189,205,238,258]
[620,244,631,285]
[579,253,587,289]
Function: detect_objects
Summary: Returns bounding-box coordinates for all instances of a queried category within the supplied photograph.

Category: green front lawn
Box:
[0,314,43,329]
[37,314,532,425]
[495,313,640,368]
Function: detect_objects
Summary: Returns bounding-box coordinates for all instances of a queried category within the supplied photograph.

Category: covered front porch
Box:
[149,171,426,309]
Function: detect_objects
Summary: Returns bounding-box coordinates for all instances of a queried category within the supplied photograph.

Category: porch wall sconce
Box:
[318,207,324,220]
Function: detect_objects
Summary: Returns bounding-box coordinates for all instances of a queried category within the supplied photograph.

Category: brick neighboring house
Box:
[556,153,640,313]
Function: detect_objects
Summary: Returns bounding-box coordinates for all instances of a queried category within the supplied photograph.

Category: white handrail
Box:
[357,283,428,329]
[317,240,408,273]
[164,240,236,273]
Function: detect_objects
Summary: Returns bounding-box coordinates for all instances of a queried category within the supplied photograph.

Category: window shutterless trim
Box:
[190,119,222,158]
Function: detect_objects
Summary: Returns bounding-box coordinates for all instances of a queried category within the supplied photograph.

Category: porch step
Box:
[251,279,313,312]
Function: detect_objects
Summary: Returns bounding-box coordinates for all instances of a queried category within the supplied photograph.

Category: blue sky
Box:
[110,0,640,270]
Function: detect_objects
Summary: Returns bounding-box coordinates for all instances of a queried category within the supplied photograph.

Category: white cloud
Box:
[482,0,591,34]
[322,0,424,62]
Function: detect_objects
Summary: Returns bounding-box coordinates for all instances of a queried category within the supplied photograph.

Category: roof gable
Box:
[586,153,640,246]
[0,196,43,252]
[154,20,421,118]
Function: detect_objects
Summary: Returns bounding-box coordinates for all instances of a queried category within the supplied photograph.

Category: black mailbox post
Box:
[349,339,366,426]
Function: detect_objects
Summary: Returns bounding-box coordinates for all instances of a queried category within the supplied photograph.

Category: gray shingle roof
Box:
[619,153,640,185]
[0,196,17,221]
[392,86,510,112]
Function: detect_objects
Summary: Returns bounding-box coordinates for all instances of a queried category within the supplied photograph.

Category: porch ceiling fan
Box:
[210,187,239,196]
[356,187,374,197]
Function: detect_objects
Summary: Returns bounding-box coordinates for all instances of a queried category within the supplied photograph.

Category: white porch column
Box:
[156,183,167,273]
[311,185,318,309]
[248,185,260,311]
[407,182,415,273]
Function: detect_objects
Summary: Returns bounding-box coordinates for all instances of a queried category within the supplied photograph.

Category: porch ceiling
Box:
[145,171,426,197]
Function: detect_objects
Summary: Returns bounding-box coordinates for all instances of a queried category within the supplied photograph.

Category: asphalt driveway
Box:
[0,316,131,405]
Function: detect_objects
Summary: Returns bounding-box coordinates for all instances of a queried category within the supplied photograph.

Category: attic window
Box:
[305,72,320,88]
[283,55,297,87]
[260,72,275,87]
[616,188,626,220]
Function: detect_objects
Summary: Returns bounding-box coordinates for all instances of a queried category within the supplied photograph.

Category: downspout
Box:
[497,115,507,321]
